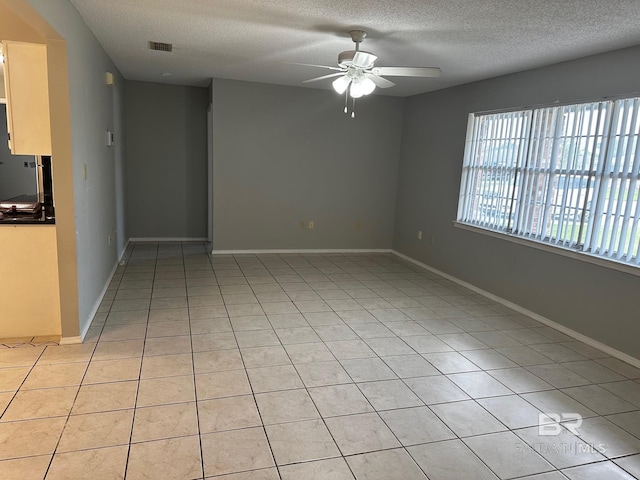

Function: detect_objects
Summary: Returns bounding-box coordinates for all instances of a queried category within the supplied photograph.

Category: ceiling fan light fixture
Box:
[332,75,351,94]
[299,29,441,117]
[349,77,365,98]
[350,87,364,98]
[349,75,376,98]
[360,76,376,95]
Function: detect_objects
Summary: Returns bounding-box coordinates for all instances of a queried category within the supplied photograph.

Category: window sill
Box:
[453,221,640,278]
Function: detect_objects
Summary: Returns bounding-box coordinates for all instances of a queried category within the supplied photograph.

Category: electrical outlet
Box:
[418,230,423,240]
[300,221,306,229]
[308,220,314,230]
[83,164,88,180]
[355,221,361,230]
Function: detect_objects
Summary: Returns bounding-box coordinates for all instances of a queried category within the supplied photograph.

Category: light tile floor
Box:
[1,241,639,479]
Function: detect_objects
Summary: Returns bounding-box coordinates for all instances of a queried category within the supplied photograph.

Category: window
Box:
[457,97,640,267]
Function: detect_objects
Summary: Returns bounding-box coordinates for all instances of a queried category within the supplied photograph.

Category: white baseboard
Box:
[78,261,119,342]
[77,243,131,343]
[391,250,640,369]
[59,335,82,345]
[129,237,208,242]
[118,239,130,263]
[211,249,392,255]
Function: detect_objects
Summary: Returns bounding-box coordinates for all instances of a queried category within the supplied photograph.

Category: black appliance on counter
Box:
[0,156,54,221]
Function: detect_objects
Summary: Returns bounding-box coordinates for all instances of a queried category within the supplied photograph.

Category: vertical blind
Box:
[457,97,640,267]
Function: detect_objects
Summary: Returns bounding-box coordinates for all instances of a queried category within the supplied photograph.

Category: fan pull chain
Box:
[342,83,356,118]
[344,88,349,114]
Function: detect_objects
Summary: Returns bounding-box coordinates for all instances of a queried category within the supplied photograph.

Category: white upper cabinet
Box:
[2,41,51,155]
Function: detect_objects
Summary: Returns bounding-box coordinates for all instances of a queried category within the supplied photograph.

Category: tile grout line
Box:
[190,240,210,480]
[228,252,283,480]
[121,240,157,480]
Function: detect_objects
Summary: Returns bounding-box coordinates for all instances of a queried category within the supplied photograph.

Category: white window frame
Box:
[456,96,640,274]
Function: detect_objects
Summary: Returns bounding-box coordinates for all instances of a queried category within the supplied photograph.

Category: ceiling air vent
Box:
[149,41,173,52]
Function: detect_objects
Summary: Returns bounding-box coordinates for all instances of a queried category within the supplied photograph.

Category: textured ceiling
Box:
[69,0,640,97]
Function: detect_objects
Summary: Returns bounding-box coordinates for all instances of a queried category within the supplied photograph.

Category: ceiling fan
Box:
[301,30,442,117]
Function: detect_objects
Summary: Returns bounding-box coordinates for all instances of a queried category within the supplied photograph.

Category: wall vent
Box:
[149,41,173,52]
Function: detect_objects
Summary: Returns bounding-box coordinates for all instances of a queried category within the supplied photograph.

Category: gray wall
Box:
[211,79,404,250]
[125,81,208,239]
[0,104,38,200]
[394,45,640,359]
[30,0,127,335]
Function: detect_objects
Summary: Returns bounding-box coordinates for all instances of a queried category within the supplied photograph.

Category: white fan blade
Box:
[352,51,377,68]
[371,66,442,77]
[287,62,344,72]
[303,72,345,84]
[366,73,395,89]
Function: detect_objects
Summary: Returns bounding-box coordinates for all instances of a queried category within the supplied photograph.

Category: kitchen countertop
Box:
[0,204,55,224]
